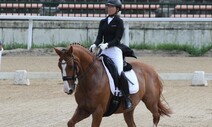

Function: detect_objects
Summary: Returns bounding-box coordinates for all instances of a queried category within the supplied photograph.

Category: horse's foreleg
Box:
[67,107,90,127]
[123,109,136,127]
[91,106,104,127]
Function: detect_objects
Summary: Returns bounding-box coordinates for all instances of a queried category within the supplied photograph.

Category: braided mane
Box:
[70,42,95,57]
[70,42,86,48]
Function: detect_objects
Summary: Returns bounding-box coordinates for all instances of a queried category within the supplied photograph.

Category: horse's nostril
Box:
[69,89,73,94]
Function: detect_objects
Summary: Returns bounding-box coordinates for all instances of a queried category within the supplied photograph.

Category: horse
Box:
[54,43,172,127]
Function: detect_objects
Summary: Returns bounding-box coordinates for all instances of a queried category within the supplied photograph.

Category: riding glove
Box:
[99,43,108,50]
[89,44,96,52]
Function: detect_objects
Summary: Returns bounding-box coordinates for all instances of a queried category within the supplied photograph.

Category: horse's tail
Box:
[158,77,173,117]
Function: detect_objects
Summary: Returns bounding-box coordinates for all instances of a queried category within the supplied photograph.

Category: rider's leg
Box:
[101,47,132,109]
[119,71,132,109]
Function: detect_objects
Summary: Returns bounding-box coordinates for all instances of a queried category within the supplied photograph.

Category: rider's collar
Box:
[108,14,115,17]
[107,16,114,24]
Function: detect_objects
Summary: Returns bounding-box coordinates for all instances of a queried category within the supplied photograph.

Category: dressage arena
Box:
[0,49,212,127]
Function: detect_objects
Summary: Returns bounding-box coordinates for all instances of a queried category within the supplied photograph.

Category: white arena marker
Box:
[14,70,30,85]
[191,71,208,86]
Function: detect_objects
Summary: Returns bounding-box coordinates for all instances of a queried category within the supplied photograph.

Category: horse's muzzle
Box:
[66,89,74,95]
[63,80,76,95]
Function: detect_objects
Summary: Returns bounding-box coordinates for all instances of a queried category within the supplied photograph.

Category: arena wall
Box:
[0,20,212,47]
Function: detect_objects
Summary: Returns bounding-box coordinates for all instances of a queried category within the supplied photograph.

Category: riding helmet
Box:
[106,0,122,11]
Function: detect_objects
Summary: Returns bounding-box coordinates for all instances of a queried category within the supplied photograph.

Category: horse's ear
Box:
[69,46,73,54]
[54,48,62,56]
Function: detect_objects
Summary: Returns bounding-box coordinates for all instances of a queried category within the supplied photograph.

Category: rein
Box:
[77,56,97,80]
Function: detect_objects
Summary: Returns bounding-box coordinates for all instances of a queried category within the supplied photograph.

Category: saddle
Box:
[100,47,137,117]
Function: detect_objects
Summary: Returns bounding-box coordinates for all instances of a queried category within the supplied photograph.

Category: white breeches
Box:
[101,46,123,75]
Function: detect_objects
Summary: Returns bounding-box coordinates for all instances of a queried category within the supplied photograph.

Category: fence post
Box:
[27,19,33,50]
[14,70,30,85]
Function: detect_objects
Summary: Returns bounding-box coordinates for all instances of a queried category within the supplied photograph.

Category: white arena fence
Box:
[0,71,212,80]
[1,16,212,49]
[0,71,211,86]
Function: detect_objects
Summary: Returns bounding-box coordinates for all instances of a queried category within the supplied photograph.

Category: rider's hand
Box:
[89,44,96,52]
[99,43,108,50]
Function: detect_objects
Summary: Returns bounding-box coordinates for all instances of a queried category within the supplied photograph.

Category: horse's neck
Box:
[74,47,100,76]
[76,51,105,92]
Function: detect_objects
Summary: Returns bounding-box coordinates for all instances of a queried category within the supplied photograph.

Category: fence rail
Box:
[0,1,212,18]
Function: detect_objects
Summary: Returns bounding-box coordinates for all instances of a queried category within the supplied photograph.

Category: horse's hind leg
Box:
[142,98,160,127]
[123,109,136,127]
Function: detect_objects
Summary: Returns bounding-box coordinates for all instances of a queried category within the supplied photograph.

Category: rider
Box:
[89,0,132,109]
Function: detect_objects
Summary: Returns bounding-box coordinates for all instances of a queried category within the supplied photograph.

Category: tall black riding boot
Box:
[119,72,132,110]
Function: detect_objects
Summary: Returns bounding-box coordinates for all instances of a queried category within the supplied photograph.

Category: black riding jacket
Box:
[94,15,124,48]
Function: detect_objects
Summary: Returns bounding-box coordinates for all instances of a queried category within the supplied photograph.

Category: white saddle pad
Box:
[101,58,139,96]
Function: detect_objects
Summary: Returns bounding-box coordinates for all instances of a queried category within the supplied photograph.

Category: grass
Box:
[31,41,92,49]
[32,42,70,48]
[3,42,80,50]
[130,43,212,56]
[2,42,212,56]
[3,43,27,50]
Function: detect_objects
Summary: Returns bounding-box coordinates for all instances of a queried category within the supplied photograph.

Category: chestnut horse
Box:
[54,43,172,127]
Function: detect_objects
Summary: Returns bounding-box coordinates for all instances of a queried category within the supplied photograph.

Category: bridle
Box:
[59,53,96,83]
[59,54,78,83]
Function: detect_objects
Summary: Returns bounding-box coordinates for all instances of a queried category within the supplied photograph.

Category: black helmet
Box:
[106,0,122,11]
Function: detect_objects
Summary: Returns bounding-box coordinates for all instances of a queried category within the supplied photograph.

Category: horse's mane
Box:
[70,42,95,57]
[70,42,86,48]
